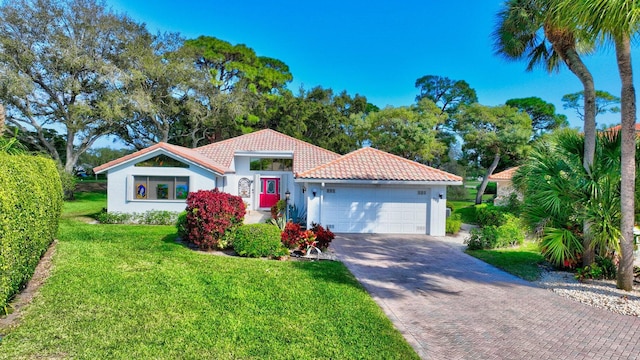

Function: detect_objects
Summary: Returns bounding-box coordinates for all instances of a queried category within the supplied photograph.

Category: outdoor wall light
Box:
[438,192,444,199]
[285,190,291,201]
[302,186,306,193]
[312,188,318,198]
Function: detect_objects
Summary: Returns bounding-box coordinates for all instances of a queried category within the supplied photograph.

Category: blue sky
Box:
[102,0,639,147]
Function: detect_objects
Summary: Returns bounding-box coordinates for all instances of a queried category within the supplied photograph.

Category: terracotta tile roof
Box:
[297,147,463,182]
[93,142,228,174]
[603,123,640,133]
[488,167,520,181]
[195,129,341,173]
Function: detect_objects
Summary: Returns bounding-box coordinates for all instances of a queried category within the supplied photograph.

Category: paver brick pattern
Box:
[332,234,640,360]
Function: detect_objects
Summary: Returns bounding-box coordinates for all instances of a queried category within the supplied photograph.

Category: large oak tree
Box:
[0,0,147,173]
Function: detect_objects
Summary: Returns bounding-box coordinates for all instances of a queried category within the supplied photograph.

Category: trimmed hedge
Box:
[233,224,287,258]
[0,154,63,312]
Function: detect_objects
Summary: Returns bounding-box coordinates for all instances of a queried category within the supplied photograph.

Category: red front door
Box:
[259,178,280,208]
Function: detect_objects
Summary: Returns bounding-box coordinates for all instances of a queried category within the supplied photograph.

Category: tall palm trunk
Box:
[615,34,636,291]
[545,25,597,266]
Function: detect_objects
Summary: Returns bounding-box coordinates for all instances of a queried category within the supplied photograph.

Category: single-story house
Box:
[488,167,522,206]
[94,129,463,236]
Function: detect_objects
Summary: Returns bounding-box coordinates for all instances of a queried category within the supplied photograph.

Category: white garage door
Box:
[320,185,430,234]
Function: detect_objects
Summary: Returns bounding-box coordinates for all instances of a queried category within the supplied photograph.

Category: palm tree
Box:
[552,0,639,291]
[493,0,598,265]
[513,129,626,268]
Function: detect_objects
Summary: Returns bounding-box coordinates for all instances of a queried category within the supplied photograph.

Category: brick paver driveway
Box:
[332,234,640,360]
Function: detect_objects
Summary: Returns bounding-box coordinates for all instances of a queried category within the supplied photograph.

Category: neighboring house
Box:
[94,129,463,236]
[488,167,522,206]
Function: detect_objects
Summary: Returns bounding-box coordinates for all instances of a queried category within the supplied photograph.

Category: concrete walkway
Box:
[332,233,640,360]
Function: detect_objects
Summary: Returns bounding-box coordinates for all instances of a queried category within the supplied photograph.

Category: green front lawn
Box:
[465,241,545,281]
[0,193,418,359]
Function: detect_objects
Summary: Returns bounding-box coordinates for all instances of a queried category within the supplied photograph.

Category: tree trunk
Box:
[546,27,597,265]
[615,34,636,291]
[476,153,500,205]
[0,103,5,135]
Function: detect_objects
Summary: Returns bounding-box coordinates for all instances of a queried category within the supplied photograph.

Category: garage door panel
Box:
[322,186,429,234]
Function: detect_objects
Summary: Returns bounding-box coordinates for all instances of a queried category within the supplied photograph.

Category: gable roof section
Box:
[93,142,228,175]
[603,123,640,134]
[488,167,520,181]
[195,129,341,173]
[297,147,463,182]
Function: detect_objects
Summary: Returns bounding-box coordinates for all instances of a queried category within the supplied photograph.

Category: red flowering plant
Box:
[184,189,246,250]
[310,222,335,250]
[298,230,317,255]
[281,222,319,254]
[281,222,303,249]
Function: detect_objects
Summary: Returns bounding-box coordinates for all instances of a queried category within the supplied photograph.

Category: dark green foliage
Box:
[477,181,497,195]
[513,129,631,268]
[232,224,286,258]
[446,214,462,235]
[502,193,523,215]
[176,211,188,238]
[446,201,455,212]
[447,185,469,201]
[465,213,525,250]
[575,256,617,281]
[476,206,506,227]
[505,97,568,136]
[0,154,63,312]
[465,227,499,250]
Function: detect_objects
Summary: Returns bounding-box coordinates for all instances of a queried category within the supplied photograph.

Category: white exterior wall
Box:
[428,185,447,236]
[305,182,322,228]
[106,154,219,214]
[493,180,522,206]
[228,155,301,211]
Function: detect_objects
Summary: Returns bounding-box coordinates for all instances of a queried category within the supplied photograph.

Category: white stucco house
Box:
[94,129,463,236]
[488,167,522,206]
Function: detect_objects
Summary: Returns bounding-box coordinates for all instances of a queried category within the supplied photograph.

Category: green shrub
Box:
[503,193,522,215]
[96,210,180,225]
[446,201,455,212]
[465,226,499,250]
[233,224,286,258]
[446,214,462,235]
[476,206,506,228]
[0,154,63,313]
[96,211,132,224]
[495,214,525,247]
[477,181,497,195]
[447,185,469,201]
[465,215,526,250]
[575,256,616,281]
[176,211,188,238]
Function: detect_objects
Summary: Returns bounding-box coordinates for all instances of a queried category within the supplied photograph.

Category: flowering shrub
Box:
[310,222,335,250]
[281,222,303,249]
[281,222,333,253]
[184,189,246,250]
[298,230,317,254]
